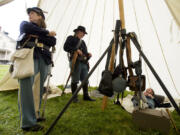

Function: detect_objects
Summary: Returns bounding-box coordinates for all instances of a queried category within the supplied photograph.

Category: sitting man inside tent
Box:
[132,88,171,109]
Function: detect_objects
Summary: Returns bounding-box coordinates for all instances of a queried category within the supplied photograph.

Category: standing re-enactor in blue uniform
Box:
[17,7,56,131]
[64,26,95,102]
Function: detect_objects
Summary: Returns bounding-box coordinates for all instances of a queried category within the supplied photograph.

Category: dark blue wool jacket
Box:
[18,21,56,65]
[64,35,89,61]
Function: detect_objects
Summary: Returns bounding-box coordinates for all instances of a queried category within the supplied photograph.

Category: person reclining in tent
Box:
[63,26,95,102]
[144,88,172,108]
[131,88,155,109]
[17,7,56,131]
[144,88,156,108]
[132,88,171,109]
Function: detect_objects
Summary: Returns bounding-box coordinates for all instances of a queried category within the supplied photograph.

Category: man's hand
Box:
[77,49,83,56]
[144,92,148,96]
[148,94,154,99]
[145,93,153,99]
[88,53,92,57]
[48,31,56,36]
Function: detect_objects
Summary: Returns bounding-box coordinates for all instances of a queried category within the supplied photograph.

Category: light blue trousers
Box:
[132,96,155,109]
[18,55,49,128]
[70,61,89,84]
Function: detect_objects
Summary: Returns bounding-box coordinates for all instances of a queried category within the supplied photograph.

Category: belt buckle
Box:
[37,43,44,48]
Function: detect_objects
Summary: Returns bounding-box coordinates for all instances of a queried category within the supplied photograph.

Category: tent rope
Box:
[96,0,107,86]
[46,0,62,21]
[113,0,115,28]
[62,0,95,86]
[44,0,71,51]
[37,0,42,7]
[53,0,71,32]
[41,0,72,85]
[85,0,98,86]
[131,0,151,88]
[43,0,50,14]
[54,0,81,62]
[24,0,27,10]
[80,0,88,25]
[57,0,83,84]
[145,0,180,96]
[87,0,98,46]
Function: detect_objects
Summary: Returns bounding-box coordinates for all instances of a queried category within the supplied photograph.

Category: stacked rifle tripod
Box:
[44,20,180,135]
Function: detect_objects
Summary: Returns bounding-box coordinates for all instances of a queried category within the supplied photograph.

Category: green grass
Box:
[0,65,9,80]
[0,90,180,135]
[58,85,98,92]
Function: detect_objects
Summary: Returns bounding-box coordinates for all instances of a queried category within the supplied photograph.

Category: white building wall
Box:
[0,32,16,63]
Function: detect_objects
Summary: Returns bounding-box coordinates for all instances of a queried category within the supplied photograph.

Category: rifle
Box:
[62,39,82,95]
[41,46,56,118]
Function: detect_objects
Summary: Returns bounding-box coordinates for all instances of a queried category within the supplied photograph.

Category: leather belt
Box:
[36,43,50,50]
[25,42,50,51]
[37,43,44,48]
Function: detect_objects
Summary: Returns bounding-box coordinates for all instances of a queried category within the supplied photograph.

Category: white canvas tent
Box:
[0,0,14,6]
[0,0,180,99]
[165,0,180,27]
[38,0,180,98]
[0,72,18,91]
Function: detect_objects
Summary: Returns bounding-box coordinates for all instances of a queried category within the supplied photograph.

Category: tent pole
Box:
[102,0,126,111]
[101,33,116,111]
[101,19,121,110]
[101,0,127,110]
[37,0,42,7]
[118,0,125,29]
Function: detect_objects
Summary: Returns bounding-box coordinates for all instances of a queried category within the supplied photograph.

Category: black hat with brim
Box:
[27,7,45,20]
[73,26,87,34]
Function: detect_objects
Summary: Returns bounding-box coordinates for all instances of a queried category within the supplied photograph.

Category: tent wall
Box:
[165,0,180,28]
[0,0,13,6]
[37,0,180,98]
[0,72,18,91]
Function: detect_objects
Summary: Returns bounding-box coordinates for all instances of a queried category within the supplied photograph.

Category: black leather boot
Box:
[71,83,79,103]
[83,83,95,101]
[22,124,44,131]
